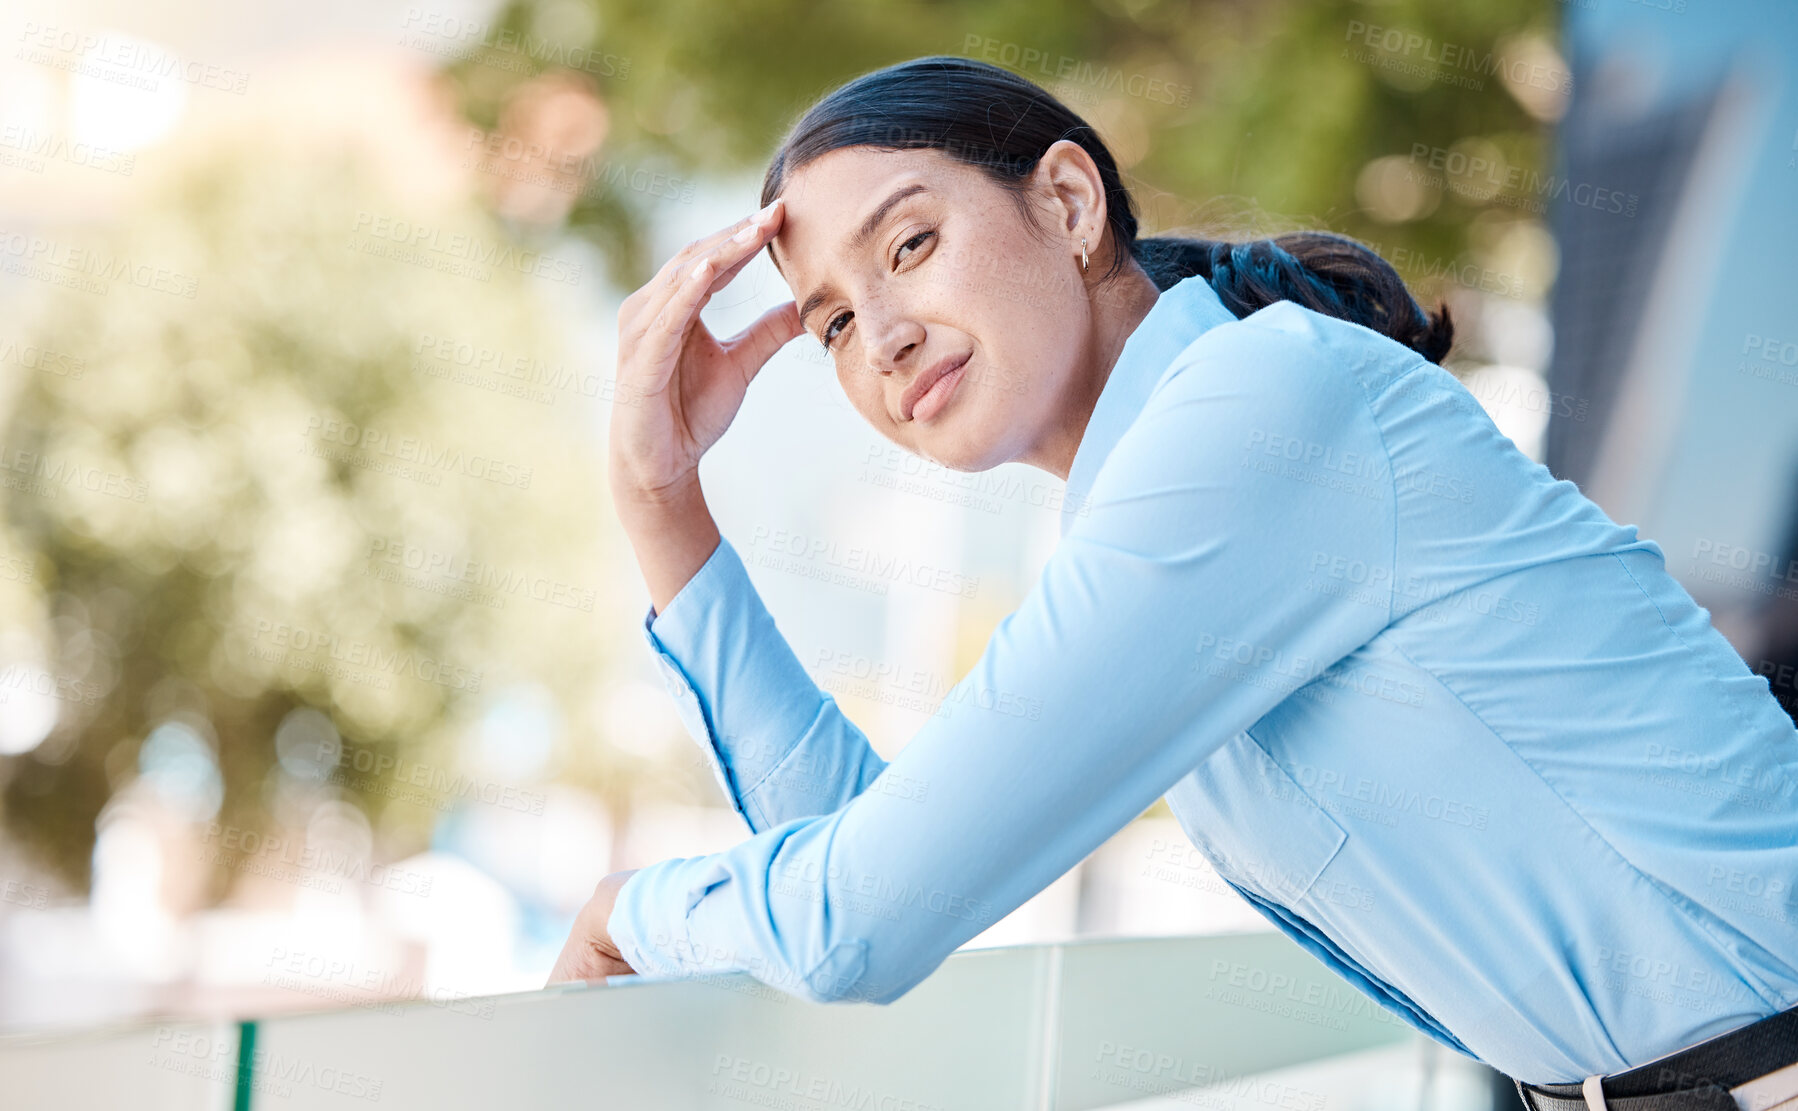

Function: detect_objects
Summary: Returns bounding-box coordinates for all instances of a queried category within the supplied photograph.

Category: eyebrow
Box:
[796,182,931,332]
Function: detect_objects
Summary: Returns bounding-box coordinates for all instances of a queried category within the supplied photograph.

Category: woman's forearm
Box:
[615,462,892,831]
[611,470,723,617]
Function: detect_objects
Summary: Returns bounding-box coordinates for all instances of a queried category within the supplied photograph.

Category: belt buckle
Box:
[1732,1061,1798,1111]
[1584,1075,1609,1111]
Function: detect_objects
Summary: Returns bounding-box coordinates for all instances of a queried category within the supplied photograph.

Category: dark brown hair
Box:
[761,55,1453,364]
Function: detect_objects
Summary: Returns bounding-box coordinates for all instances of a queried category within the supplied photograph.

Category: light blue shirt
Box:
[607,274,1798,1083]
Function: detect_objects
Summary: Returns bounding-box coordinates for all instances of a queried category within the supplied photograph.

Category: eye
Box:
[819,227,937,351]
[894,228,934,266]
[822,309,852,348]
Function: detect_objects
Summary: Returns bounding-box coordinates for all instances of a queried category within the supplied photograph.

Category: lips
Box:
[901,352,971,422]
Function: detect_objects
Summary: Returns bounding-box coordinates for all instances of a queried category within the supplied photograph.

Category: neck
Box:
[1021,261,1162,482]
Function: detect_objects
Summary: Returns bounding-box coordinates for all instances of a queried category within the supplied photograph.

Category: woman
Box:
[549,56,1798,1109]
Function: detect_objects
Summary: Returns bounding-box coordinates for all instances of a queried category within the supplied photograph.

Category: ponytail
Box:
[761,55,1454,366]
[1131,232,1454,365]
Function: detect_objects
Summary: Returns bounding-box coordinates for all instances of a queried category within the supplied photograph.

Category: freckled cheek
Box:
[835,368,891,429]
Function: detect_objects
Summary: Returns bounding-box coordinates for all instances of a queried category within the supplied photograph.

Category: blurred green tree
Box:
[446,0,1559,325]
[0,132,653,894]
[0,0,1563,895]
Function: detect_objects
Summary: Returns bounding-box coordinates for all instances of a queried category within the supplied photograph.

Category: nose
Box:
[859,300,924,375]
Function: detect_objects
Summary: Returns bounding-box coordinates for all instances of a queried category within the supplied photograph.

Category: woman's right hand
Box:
[609,197,803,505]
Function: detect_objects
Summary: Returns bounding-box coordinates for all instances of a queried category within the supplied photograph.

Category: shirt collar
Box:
[1059,274,1236,538]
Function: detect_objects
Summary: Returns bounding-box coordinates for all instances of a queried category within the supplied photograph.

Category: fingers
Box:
[546,929,586,985]
[628,214,787,395]
[697,201,786,297]
[722,300,804,385]
[625,199,785,345]
[546,933,630,986]
[631,253,725,392]
[673,197,784,290]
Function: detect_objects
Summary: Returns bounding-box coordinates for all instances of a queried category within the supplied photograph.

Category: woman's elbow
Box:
[791,932,951,1005]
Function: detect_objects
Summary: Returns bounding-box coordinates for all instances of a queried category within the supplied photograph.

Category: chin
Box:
[918,425,1009,473]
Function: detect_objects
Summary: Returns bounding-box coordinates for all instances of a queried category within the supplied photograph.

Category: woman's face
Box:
[767,144,1103,474]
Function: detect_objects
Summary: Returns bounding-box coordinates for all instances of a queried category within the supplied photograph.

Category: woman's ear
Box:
[1036,139,1107,243]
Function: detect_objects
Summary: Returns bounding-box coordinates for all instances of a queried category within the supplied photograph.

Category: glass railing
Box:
[0,932,1498,1110]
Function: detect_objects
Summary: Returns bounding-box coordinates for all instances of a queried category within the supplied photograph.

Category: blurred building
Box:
[1544,0,1798,717]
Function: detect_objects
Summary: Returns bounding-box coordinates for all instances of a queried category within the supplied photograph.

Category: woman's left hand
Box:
[546,869,641,985]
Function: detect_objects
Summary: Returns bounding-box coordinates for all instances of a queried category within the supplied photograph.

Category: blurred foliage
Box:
[0,133,656,892]
[449,0,1558,310]
[0,0,1564,894]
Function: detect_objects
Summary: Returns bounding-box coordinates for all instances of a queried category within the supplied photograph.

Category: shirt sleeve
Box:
[642,534,890,831]
[609,310,1402,1004]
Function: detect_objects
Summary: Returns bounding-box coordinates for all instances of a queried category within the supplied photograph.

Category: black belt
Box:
[1514,1004,1798,1111]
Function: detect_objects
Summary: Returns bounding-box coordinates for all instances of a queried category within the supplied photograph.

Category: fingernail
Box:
[732,223,759,243]
[690,259,709,281]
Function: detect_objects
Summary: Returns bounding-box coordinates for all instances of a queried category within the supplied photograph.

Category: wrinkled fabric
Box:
[609,275,1798,1083]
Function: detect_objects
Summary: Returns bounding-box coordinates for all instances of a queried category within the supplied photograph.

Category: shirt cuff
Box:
[640,538,751,822]
[607,848,873,1002]
[639,535,834,824]
[607,853,739,979]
